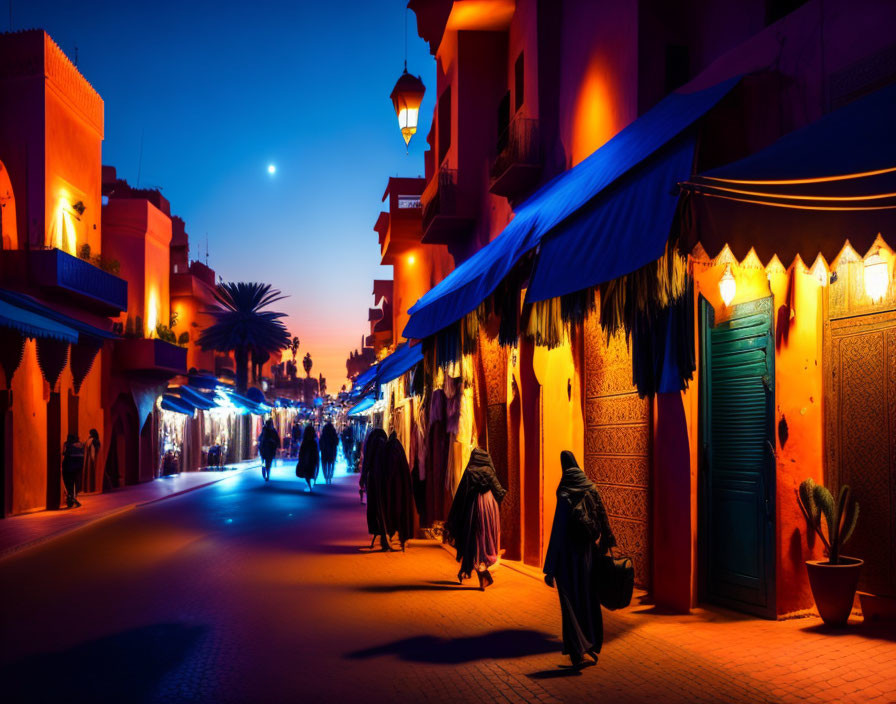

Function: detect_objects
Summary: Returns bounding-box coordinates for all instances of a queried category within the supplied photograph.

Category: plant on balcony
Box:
[198,282,291,393]
[155,324,178,345]
[797,478,863,626]
[77,242,121,275]
[178,332,190,345]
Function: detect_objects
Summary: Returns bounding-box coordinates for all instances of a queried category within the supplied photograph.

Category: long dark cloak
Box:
[443,448,506,576]
[543,451,616,659]
[319,422,339,463]
[295,426,320,480]
[381,433,415,547]
[259,425,280,461]
[361,429,388,537]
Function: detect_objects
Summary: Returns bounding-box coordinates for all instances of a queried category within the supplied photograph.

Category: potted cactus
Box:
[797,478,862,626]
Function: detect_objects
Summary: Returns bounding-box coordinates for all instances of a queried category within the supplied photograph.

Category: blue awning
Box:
[527,133,696,300]
[376,342,422,386]
[680,80,896,265]
[0,298,78,343]
[0,289,118,341]
[347,396,374,417]
[175,385,218,411]
[161,393,195,415]
[403,76,740,337]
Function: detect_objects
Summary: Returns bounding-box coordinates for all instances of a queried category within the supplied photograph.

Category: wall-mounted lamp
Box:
[407,254,416,265]
[864,248,889,302]
[719,263,736,306]
[72,200,86,218]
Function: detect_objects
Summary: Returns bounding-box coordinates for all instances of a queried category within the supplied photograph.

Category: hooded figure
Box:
[319,422,339,485]
[258,419,280,482]
[61,434,84,508]
[380,431,415,551]
[295,424,320,491]
[360,428,388,547]
[340,425,355,470]
[543,451,616,668]
[443,448,506,589]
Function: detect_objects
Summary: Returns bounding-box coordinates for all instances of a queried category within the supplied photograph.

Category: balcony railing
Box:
[29,248,128,314]
[115,338,187,377]
[421,168,474,246]
[490,116,542,198]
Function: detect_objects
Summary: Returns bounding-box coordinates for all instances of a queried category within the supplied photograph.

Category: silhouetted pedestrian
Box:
[83,428,100,493]
[543,451,616,668]
[360,428,388,545]
[295,424,319,492]
[258,419,280,481]
[61,434,84,508]
[444,448,505,590]
[319,422,339,485]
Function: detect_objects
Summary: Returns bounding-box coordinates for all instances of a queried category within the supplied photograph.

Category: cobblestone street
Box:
[1,465,893,704]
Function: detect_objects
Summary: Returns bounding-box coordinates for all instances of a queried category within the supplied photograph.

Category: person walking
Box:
[443,448,505,590]
[290,420,302,458]
[82,428,100,493]
[258,419,280,482]
[61,434,85,508]
[341,424,355,471]
[319,421,339,485]
[380,431,415,551]
[295,423,320,492]
[360,428,388,547]
[543,451,616,669]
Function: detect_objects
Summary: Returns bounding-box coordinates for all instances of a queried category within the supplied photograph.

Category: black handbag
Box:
[596,548,634,610]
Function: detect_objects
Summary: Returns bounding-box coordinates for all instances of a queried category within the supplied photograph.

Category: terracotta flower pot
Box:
[805,557,863,627]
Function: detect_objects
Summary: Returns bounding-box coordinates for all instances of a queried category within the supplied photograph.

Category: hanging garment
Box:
[295,425,320,480]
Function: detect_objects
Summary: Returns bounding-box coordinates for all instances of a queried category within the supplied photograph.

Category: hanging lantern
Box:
[719,263,736,306]
[864,248,889,302]
[390,68,425,149]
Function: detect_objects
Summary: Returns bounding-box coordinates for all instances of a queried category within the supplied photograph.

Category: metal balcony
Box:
[490,117,542,198]
[26,248,128,314]
[421,168,474,245]
[115,338,187,377]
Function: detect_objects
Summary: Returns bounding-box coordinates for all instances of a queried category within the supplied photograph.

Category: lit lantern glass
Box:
[390,69,425,149]
[864,248,889,302]
[719,263,736,306]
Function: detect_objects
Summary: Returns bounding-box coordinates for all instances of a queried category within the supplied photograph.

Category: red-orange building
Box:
[370,0,896,621]
[0,30,126,514]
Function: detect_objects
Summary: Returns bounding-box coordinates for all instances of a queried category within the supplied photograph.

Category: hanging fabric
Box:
[35,337,69,388]
[0,330,25,386]
[70,338,103,394]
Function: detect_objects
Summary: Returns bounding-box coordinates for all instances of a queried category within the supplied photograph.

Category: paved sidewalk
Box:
[1,470,893,703]
[0,463,252,558]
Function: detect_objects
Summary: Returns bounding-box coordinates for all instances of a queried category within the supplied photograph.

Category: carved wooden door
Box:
[584,312,652,588]
[825,310,896,598]
[700,296,776,618]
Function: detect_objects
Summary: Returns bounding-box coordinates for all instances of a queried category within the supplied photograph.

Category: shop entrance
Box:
[824,308,896,599]
[699,296,776,618]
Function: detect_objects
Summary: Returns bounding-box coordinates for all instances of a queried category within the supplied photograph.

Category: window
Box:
[765,0,809,25]
[438,86,452,165]
[497,91,511,153]
[665,44,690,93]
[514,52,525,112]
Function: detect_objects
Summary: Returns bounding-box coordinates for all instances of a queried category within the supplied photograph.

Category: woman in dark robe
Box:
[319,422,339,485]
[543,451,616,668]
[443,448,506,589]
[380,432,415,551]
[258,419,280,482]
[360,428,388,548]
[295,424,320,492]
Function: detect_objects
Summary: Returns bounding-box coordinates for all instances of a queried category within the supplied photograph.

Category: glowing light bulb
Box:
[864,248,889,302]
[719,264,736,306]
[408,254,415,265]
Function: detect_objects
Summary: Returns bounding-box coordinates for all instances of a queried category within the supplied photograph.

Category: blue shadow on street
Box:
[345,628,559,664]
[2,623,207,704]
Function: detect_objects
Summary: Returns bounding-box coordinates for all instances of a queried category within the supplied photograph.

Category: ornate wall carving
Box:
[584,312,652,588]
[825,309,896,597]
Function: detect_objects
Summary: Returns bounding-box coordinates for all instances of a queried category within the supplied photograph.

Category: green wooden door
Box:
[700,296,776,618]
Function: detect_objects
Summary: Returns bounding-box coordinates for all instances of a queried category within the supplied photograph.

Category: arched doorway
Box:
[0,159,17,251]
[105,394,138,491]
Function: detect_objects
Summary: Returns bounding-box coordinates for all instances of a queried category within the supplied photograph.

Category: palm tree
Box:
[291,336,300,361]
[198,282,291,393]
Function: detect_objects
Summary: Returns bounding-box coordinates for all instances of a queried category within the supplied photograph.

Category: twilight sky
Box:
[16,0,435,389]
